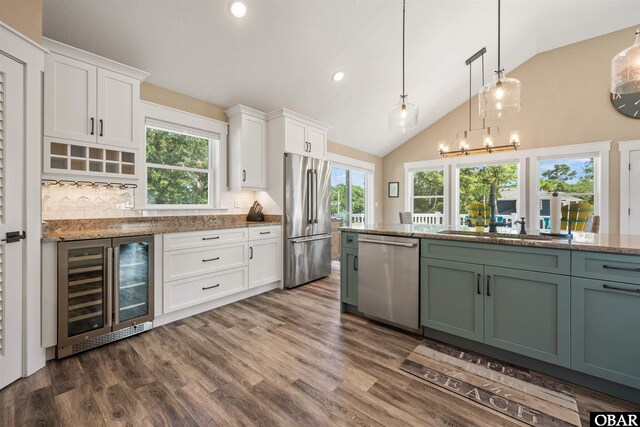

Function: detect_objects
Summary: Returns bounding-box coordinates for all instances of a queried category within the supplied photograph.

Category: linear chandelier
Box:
[438,48,520,158]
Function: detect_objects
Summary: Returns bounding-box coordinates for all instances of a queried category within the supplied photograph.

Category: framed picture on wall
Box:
[388,182,399,198]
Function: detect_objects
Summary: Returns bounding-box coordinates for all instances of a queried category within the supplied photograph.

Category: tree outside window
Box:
[458,164,519,220]
[538,157,595,229]
[412,170,444,223]
[146,126,211,206]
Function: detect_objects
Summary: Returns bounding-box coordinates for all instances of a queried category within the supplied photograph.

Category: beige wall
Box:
[140,83,228,122]
[328,141,384,223]
[0,0,43,44]
[383,25,640,233]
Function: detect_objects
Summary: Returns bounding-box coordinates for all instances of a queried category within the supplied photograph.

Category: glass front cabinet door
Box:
[58,236,154,354]
[113,236,154,330]
[58,239,113,348]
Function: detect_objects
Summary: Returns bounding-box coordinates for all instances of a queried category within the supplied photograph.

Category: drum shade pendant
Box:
[479,0,521,120]
[389,0,418,133]
[611,29,640,94]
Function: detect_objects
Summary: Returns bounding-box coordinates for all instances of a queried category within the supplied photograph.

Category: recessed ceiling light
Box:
[230,1,247,18]
[332,71,345,82]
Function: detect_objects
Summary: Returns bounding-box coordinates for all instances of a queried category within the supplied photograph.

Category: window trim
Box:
[404,141,610,231]
[139,101,228,210]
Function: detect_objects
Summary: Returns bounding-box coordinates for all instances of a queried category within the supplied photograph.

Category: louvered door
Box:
[0,54,26,390]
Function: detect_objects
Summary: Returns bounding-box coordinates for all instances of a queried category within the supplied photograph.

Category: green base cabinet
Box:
[484,266,571,367]
[421,258,483,343]
[571,277,640,389]
[340,233,358,307]
[420,238,571,368]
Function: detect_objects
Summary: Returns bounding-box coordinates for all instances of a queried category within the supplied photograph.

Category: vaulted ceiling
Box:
[43,0,640,157]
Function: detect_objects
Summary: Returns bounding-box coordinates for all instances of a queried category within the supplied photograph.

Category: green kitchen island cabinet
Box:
[421,258,484,343]
[420,249,571,367]
[571,251,640,389]
[483,266,571,367]
[340,233,358,309]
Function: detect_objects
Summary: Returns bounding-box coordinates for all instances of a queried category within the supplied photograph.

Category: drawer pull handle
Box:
[202,257,220,262]
[259,231,271,235]
[202,284,220,290]
[602,264,640,273]
[486,275,491,296]
[603,284,640,293]
[477,273,481,295]
[202,236,220,241]
[354,255,358,271]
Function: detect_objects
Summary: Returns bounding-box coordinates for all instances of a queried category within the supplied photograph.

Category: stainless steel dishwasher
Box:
[357,234,419,330]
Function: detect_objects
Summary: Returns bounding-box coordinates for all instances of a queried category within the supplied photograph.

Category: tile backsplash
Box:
[41,183,257,220]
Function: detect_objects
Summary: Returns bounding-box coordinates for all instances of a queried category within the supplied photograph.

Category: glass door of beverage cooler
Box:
[113,236,154,330]
[58,239,113,348]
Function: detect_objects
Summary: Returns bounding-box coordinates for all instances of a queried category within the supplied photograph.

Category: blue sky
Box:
[331,167,365,187]
[539,158,593,184]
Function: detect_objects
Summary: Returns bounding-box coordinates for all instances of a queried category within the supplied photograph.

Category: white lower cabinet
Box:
[164,267,248,313]
[164,242,248,282]
[249,238,282,288]
[161,225,282,316]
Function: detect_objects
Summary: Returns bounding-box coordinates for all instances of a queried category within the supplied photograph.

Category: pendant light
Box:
[611,29,640,94]
[479,0,521,120]
[389,0,418,133]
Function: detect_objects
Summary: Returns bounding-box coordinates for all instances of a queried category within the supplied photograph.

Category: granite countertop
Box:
[43,214,282,241]
[340,224,640,256]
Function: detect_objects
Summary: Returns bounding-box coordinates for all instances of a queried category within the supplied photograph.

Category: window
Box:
[145,122,216,207]
[410,169,444,224]
[457,163,519,225]
[537,157,596,230]
[331,167,369,226]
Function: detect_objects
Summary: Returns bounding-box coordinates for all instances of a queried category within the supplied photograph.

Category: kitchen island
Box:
[340,224,640,403]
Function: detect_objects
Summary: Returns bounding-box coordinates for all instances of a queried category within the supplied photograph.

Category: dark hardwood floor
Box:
[1,263,638,426]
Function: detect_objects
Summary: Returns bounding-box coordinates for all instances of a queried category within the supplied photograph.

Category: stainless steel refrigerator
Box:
[284,153,332,288]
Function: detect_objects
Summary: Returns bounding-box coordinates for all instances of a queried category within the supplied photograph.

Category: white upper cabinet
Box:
[306,124,327,159]
[44,38,148,150]
[226,105,267,190]
[268,109,329,160]
[97,68,139,149]
[44,54,97,143]
[283,117,308,156]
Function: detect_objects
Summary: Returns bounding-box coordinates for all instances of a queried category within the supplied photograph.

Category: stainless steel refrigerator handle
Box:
[291,235,332,243]
[113,245,120,326]
[313,170,319,224]
[106,247,113,327]
[358,238,416,248]
[307,169,313,224]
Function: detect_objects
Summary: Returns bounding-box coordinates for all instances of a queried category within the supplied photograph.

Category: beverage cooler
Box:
[57,236,154,358]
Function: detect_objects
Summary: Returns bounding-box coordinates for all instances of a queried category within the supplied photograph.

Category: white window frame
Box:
[328,153,375,225]
[405,166,448,225]
[139,102,228,210]
[404,141,610,231]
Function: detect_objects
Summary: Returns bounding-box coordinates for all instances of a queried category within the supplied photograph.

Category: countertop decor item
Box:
[388,0,418,133]
[479,0,521,120]
[246,200,264,222]
[438,48,520,158]
[611,28,640,95]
